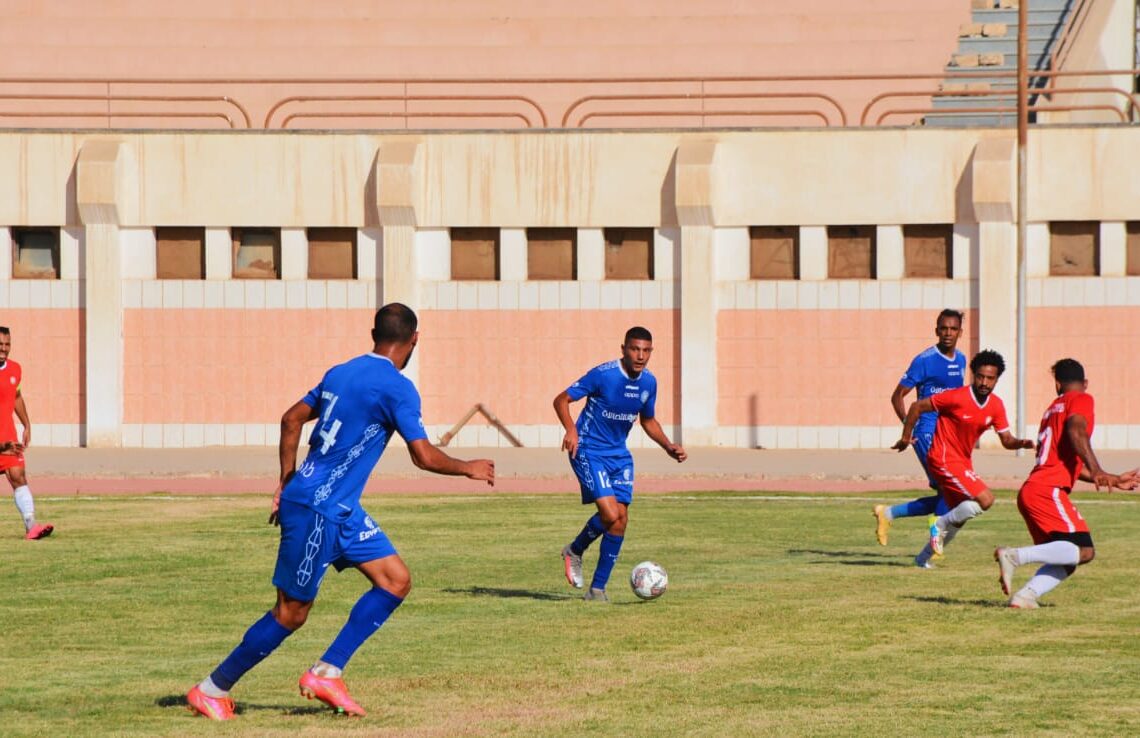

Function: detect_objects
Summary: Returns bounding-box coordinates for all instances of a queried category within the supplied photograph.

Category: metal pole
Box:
[1016,0,1028,450]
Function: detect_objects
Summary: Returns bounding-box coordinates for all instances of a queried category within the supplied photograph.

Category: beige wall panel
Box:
[0,134,82,225]
[1029,129,1140,221]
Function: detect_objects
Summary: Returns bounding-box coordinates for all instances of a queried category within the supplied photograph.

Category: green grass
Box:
[2,490,1139,737]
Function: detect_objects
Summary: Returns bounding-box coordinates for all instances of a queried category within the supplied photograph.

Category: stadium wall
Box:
[0,127,1138,449]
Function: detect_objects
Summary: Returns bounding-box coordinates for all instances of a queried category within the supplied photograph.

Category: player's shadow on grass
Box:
[786,548,913,567]
[904,595,1015,608]
[156,694,325,716]
[443,586,578,601]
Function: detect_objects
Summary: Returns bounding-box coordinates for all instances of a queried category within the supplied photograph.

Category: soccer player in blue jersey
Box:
[873,309,966,547]
[554,326,686,602]
[187,303,494,721]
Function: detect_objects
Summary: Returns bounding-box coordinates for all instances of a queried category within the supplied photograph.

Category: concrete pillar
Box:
[970,136,1022,441]
[280,228,308,279]
[577,228,605,281]
[799,226,828,281]
[674,141,718,446]
[205,228,232,279]
[1100,221,1126,276]
[77,140,138,448]
[876,225,904,280]
[500,228,527,281]
[372,141,422,383]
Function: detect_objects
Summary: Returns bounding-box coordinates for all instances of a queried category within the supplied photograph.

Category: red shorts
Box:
[1017,480,1089,544]
[0,451,24,472]
[929,459,989,507]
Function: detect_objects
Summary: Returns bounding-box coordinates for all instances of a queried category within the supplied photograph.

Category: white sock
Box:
[938,500,983,530]
[13,485,34,530]
[1020,564,1070,600]
[940,524,960,550]
[197,676,229,698]
[1014,540,1079,567]
[310,661,342,678]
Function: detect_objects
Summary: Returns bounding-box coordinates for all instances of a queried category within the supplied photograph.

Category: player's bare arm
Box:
[14,391,30,448]
[270,400,320,524]
[892,397,935,451]
[996,430,1034,451]
[552,390,580,458]
[889,383,913,424]
[1064,413,1115,490]
[407,438,495,486]
[640,415,686,462]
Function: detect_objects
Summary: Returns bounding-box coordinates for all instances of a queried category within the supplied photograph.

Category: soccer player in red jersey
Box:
[0,327,52,540]
[994,359,1137,608]
[892,350,1032,567]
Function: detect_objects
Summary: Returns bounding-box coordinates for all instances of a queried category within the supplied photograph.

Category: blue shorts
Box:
[272,499,397,601]
[912,428,938,491]
[570,451,634,506]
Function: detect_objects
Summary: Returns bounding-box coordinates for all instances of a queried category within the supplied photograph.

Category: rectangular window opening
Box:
[450,227,500,280]
[1049,221,1098,276]
[156,227,206,279]
[527,228,577,280]
[307,228,357,279]
[604,227,654,280]
[232,228,281,279]
[827,225,876,279]
[750,226,799,279]
[903,224,952,279]
[11,227,60,279]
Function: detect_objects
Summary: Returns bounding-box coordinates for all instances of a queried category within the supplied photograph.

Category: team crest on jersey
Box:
[8,377,14,385]
[985,416,992,425]
[623,468,631,481]
[640,391,649,404]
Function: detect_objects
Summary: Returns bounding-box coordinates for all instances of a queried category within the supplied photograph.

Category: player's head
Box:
[969,349,1005,399]
[621,326,654,376]
[372,303,419,369]
[0,326,10,362]
[934,309,963,352]
[1051,358,1087,395]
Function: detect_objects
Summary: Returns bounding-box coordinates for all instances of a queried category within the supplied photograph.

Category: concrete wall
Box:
[2,126,1139,448]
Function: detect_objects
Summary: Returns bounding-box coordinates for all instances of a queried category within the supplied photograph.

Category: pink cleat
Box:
[186,685,235,720]
[24,523,53,540]
[299,670,366,717]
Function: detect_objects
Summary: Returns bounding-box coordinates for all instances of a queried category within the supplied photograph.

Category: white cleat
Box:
[1008,590,1040,609]
[561,545,584,589]
[994,547,1019,596]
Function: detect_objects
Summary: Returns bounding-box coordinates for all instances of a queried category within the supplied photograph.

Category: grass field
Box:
[2,489,1139,737]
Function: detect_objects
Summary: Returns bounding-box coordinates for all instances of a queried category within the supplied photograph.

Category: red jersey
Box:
[0,359,21,442]
[1025,391,1094,490]
[928,385,1010,467]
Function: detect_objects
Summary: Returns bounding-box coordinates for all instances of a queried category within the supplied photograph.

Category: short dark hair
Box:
[937,309,964,325]
[970,349,1005,376]
[624,326,652,344]
[371,303,418,344]
[0,326,8,336]
[1052,358,1085,384]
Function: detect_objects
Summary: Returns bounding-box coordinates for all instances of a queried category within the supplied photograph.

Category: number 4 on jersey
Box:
[318,391,342,454]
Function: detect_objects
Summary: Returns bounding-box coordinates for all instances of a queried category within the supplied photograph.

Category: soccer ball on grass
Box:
[629,560,668,600]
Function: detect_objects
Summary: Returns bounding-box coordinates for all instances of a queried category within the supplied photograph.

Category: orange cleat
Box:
[299,671,366,717]
[187,685,235,721]
[24,523,53,540]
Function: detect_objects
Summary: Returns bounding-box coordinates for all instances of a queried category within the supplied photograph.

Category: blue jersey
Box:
[281,353,427,521]
[567,360,657,456]
[899,346,966,433]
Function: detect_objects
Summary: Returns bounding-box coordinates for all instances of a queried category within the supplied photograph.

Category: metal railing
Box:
[0,72,1135,130]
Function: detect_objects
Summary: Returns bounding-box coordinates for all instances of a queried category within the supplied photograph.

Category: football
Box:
[629,560,668,600]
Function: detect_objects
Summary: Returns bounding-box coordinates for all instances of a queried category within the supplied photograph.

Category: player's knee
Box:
[1078,547,1096,565]
[387,571,412,598]
[272,602,311,631]
[975,493,994,511]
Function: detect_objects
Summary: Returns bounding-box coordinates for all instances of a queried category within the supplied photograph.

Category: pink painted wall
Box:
[0,309,84,424]
[122,309,374,424]
[1025,307,1140,429]
[418,310,678,427]
[717,309,981,427]
[0,1,970,129]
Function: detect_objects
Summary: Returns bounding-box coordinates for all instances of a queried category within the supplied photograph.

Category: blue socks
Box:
[211,611,293,691]
[570,514,606,556]
[591,532,625,591]
[321,587,404,669]
[888,495,941,520]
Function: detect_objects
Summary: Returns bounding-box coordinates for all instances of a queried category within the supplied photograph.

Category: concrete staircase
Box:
[924,0,1073,127]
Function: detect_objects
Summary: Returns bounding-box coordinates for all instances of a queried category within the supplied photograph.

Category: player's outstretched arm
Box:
[552,390,580,458]
[996,430,1035,451]
[640,416,686,462]
[1064,414,1115,490]
[890,383,913,424]
[407,438,495,486]
[892,397,933,451]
